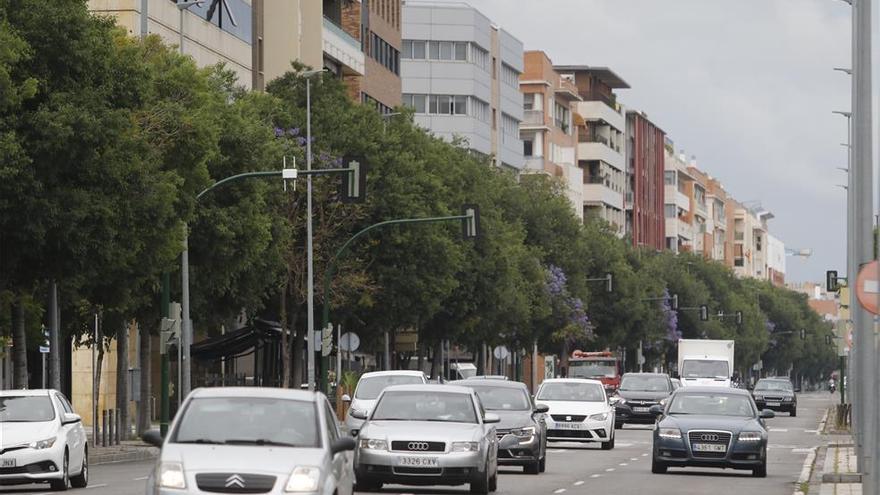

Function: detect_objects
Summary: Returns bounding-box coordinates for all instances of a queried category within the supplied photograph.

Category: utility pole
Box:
[160,272,170,436]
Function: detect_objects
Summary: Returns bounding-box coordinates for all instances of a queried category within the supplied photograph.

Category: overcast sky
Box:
[463,0,858,283]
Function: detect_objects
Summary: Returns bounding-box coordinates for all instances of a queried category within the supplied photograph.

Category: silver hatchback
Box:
[352,384,502,493]
[143,387,355,495]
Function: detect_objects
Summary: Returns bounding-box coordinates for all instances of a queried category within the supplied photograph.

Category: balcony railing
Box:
[734,231,745,241]
[522,109,545,126]
[323,16,361,50]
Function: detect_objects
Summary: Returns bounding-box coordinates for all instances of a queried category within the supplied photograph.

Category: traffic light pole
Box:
[160,272,170,436]
[319,211,478,394]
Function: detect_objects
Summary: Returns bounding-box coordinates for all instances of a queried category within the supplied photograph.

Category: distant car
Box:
[535,378,615,449]
[651,386,774,477]
[352,384,500,493]
[454,379,549,474]
[467,375,509,381]
[671,378,682,390]
[342,370,427,435]
[751,377,797,416]
[143,387,356,495]
[611,373,674,428]
[0,389,88,490]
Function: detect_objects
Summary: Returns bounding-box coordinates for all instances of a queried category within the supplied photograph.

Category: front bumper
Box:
[653,435,766,470]
[355,448,485,486]
[0,445,65,485]
[753,398,795,411]
[545,417,613,442]
[614,402,659,424]
[495,432,540,465]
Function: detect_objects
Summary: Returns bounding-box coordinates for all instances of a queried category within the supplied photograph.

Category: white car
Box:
[535,379,615,449]
[0,389,88,490]
[343,370,427,435]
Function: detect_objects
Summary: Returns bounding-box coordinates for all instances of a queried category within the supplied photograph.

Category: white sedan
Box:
[0,389,88,490]
[535,378,616,449]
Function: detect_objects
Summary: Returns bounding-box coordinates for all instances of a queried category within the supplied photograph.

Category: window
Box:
[439,41,452,60]
[413,40,426,59]
[523,93,535,111]
[524,139,534,156]
[323,402,340,443]
[469,97,489,122]
[402,94,427,113]
[553,101,570,133]
[453,95,467,115]
[501,113,519,137]
[429,41,440,59]
[501,63,519,88]
[454,41,467,61]
[470,44,489,70]
[368,32,400,75]
[664,170,676,186]
[665,204,677,218]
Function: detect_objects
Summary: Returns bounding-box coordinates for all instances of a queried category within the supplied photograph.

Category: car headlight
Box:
[451,441,479,452]
[358,438,387,450]
[658,428,682,440]
[782,396,793,401]
[753,395,763,400]
[510,426,536,437]
[738,431,763,442]
[610,396,625,405]
[28,437,57,450]
[589,412,609,421]
[158,461,186,489]
[285,466,321,492]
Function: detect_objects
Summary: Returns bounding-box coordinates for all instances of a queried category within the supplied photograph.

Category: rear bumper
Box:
[653,437,765,470]
[356,464,475,486]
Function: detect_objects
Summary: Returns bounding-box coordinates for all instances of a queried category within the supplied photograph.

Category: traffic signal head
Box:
[605,273,613,293]
[671,294,679,311]
[699,305,709,321]
[462,204,481,239]
[735,311,743,326]
[341,155,367,203]
[826,270,839,292]
[825,334,833,345]
[800,329,806,340]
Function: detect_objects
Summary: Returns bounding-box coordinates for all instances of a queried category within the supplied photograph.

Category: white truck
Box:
[677,339,735,387]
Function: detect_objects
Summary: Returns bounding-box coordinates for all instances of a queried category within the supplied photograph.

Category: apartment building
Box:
[519,51,583,217]
[663,145,695,253]
[401,1,525,170]
[767,234,786,286]
[626,111,666,250]
[732,204,776,280]
[553,65,629,235]
[704,175,735,265]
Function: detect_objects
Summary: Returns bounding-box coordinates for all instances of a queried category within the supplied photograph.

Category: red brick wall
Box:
[629,113,666,250]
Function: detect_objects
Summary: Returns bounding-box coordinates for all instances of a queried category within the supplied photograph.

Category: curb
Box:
[793,446,817,495]
[91,448,158,466]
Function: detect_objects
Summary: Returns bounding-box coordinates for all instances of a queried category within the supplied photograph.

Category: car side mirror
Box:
[341,394,351,403]
[534,403,549,414]
[61,413,81,425]
[760,409,775,419]
[349,409,368,420]
[143,429,164,448]
[484,413,500,424]
[330,436,356,455]
[649,405,664,416]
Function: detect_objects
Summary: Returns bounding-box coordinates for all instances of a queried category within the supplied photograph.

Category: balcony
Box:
[520,109,549,130]
[575,101,625,132]
[322,17,364,76]
[577,142,623,170]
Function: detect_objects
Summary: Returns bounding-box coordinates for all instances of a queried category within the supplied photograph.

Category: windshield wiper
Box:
[176,439,226,445]
[223,439,304,447]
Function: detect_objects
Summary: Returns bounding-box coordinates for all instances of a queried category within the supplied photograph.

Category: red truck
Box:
[567,350,622,391]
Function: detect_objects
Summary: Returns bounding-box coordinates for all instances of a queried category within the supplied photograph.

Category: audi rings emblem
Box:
[408,442,430,451]
[700,434,720,442]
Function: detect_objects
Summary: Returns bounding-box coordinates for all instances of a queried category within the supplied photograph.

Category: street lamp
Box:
[175,1,204,55]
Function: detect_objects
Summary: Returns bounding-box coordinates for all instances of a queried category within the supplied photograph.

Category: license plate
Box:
[398,456,438,467]
[555,422,583,430]
[767,401,781,407]
[693,443,727,453]
[0,458,15,468]
[633,407,650,413]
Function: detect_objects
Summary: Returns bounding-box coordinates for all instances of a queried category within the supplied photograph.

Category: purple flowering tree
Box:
[662,288,681,342]
[546,265,593,345]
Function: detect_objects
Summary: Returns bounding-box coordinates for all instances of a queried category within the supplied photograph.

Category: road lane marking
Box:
[641,453,649,456]
[605,467,615,472]
[615,442,634,447]
[792,448,815,453]
[769,428,788,432]
[554,489,567,494]
[590,474,601,478]
[619,462,628,466]
[86,484,109,489]
[133,476,149,481]
[630,457,639,461]
[574,481,584,486]
[803,429,819,433]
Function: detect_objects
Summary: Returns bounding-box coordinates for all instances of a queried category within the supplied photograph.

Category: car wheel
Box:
[524,459,540,475]
[753,452,767,478]
[489,467,498,492]
[601,432,615,450]
[70,448,88,488]
[790,407,797,417]
[49,451,69,491]
[539,455,546,473]
[614,421,623,430]
[470,461,490,494]
[651,454,667,474]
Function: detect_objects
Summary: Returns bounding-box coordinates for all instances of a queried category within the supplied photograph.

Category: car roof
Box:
[541,378,604,386]
[622,372,669,378]
[360,370,426,379]
[758,377,792,382]
[451,379,527,389]
[673,386,752,395]
[0,389,54,397]
[382,383,473,394]
[189,387,321,401]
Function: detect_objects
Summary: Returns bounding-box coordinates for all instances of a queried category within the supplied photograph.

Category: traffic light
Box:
[735,311,743,326]
[699,305,709,321]
[799,329,807,340]
[825,334,833,345]
[341,155,367,203]
[671,294,679,311]
[605,273,613,293]
[826,270,839,292]
[462,204,481,239]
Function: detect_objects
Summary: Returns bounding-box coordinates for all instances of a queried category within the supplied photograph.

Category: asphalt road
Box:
[0,392,830,495]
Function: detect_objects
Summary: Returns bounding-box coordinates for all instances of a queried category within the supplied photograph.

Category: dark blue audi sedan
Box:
[650,386,774,477]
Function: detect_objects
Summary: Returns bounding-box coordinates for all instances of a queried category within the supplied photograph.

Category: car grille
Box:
[393,466,443,475]
[625,400,658,406]
[551,414,586,422]
[687,430,732,458]
[762,395,785,401]
[547,429,590,438]
[390,441,445,452]
[195,473,277,494]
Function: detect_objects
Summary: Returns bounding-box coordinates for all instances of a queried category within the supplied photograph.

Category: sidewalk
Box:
[86,430,159,466]
[810,405,862,495]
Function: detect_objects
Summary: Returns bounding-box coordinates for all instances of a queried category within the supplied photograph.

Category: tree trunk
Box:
[417,345,425,374]
[136,323,151,436]
[12,298,27,389]
[280,284,290,388]
[115,322,130,440]
[292,311,304,389]
[430,340,441,379]
[476,342,485,376]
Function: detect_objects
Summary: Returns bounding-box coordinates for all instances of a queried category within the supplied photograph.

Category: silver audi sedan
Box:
[352,384,503,493]
[143,387,355,494]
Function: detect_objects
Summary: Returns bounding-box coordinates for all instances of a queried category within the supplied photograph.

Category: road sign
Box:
[493,345,509,360]
[39,346,49,354]
[855,260,879,315]
[339,332,360,352]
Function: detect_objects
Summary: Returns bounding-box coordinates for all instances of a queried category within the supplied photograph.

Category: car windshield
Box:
[0,396,55,422]
[620,375,670,392]
[355,375,425,399]
[681,360,729,379]
[172,397,319,447]
[667,393,755,417]
[468,386,530,411]
[537,382,605,402]
[754,380,793,392]
[371,391,477,423]
[568,361,616,378]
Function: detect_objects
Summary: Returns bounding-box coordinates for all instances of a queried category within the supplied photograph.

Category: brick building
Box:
[626,111,665,250]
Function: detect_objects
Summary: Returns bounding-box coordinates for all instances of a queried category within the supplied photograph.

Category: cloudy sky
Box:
[463,0,857,283]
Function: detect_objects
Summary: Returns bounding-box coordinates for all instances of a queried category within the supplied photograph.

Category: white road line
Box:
[590,474,601,478]
[86,484,109,489]
[641,453,649,456]
[792,448,815,453]
[133,476,149,481]
[619,462,628,466]
[614,442,634,447]
[769,428,788,432]
[605,467,615,472]
[554,489,567,494]
[630,457,639,461]
[574,481,585,486]
[803,429,819,433]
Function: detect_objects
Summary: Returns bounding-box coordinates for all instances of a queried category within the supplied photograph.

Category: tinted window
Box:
[681,359,729,379]
[355,375,425,399]
[754,380,793,392]
[372,391,477,423]
[0,396,56,422]
[537,382,605,402]
[468,386,530,411]
[172,397,318,447]
[668,393,755,417]
[620,375,670,392]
